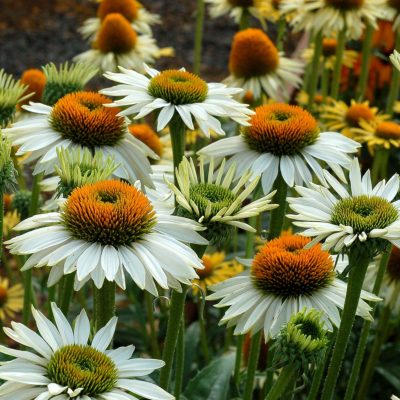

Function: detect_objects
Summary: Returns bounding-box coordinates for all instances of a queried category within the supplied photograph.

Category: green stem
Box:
[234,335,244,386]
[268,172,288,240]
[243,331,263,400]
[239,9,249,30]
[146,292,160,358]
[47,285,56,320]
[321,248,371,400]
[193,0,205,75]
[29,173,43,216]
[245,216,256,258]
[93,280,116,331]
[371,147,389,184]
[321,67,330,102]
[265,365,296,400]
[356,305,392,400]
[276,17,286,52]
[356,23,374,101]
[59,273,76,316]
[262,343,275,398]
[174,321,185,400]
[0,189,3,261]
[224,327,234,352]
[344,249,391,400]
[307,31,323,110]
[198,292,210,363]
[330,27,346,100]
[169,116,186,184]
[386,29,400,114]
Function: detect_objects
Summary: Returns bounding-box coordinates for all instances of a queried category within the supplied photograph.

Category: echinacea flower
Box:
[207,234,379,339]
[193,252,244,294]
[321,99,388,137]
[4,91,157,187]
[75,13,160,73]
[166,157,277,245]
[224,29,303,101]
[41,62,98,106]
[101,65,254,136]
[80,0,160,40]
[281,0,384,40]
[129,123,163,158]
[18,68,46,106]
[352,119,400,154]
[288,158,400,253]
[6,180,207,294]
[0,303,174,400]
[0,69,29,128]
[200,103,360,193]
[0,277,23,321]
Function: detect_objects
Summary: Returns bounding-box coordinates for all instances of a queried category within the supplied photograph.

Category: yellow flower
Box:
[352,119,400,154]
[0,277,23,321]
[321,99,388,137]
[193,252,243,294]
[3,210,20,237]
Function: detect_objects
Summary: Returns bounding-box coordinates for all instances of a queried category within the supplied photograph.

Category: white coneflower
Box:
[6,180,207,294]
[288,158,400,253]
[0,303,174,400]
[101,65,254,137]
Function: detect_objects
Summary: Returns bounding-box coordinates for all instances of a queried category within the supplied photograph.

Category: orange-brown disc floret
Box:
[129,124,163,157]
[375,121,400,140]
[243,103,319,155]
[322,38,338,57]
[345,103,375,127]
[62,180,156,246]
[197,254,216,279]
[229,29,279,79]
[0,285,7,307]
[325,0,365,10]
[50,91,126,147]
[98,0,140,21]
[251,235,335,297]
[387,246,400,282]
[148,70,208,105]
[19,69,46,106]
[97,13,137,54]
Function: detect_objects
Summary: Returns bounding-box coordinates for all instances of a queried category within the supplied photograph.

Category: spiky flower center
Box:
[322,38,338,57]
[0,286,8,307]
[20,69,46,105]
[129,124,163,157]
[148,70,208,105]
[345,103,375,127]
[98,0,139,21]
[229,29,279,78]
[62,180,156,246]
[243,103,319,156]
[388,0,400,11]
[228,0,254,7]
[190,182,237,217]
[47,345,118,396]
[97,13,137,54]
[50,91,127,147]
[325,0,365,10]
[375,121,400,140]
[387,246,400,282]
[331,195,398,234]
[251,235,335,297]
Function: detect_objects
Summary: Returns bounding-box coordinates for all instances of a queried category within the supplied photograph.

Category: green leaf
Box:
[184,321,200,382]
[183,352,235,400]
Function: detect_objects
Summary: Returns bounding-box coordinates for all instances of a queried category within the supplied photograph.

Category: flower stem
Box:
[198,292,210,363]
[174,320,185,400]
[145,291,160,358]
[193,0,205,75]
[307,30,323,110]
[344,249,390,400]
[386,29,400,114]
[371,146,389,184]
[356,23,374,101]
[321,67,330,102]
[243,331,263,400]
[356,305,392,400]
[93,280,116,331]
[239,8,250,30]
[321,248,371,400]
[234,335,244,386]
[0,189,3,261]
[265,365,296,400]
[59,273,76,316]
[330,27,346,100]
[268,172,288,240]
[276,17,286,52]
[169,115,186,183]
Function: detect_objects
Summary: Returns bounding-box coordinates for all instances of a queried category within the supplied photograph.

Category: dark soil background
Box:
[0,0,242,81]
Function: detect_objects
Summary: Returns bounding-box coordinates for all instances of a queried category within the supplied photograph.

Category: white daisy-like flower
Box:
[207,234,380,339]
[75,13,160,73]
[287,157,400,252]
[6,179,207,295]
[100,65,254,137]
[80,0,160,40]
[0,303,174,400]
[3,91,157,187]
[166,157,277,245]
[224,28,303,101]
[205,0,266,25]
[280,0,385,40]
[199,103,360,194]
